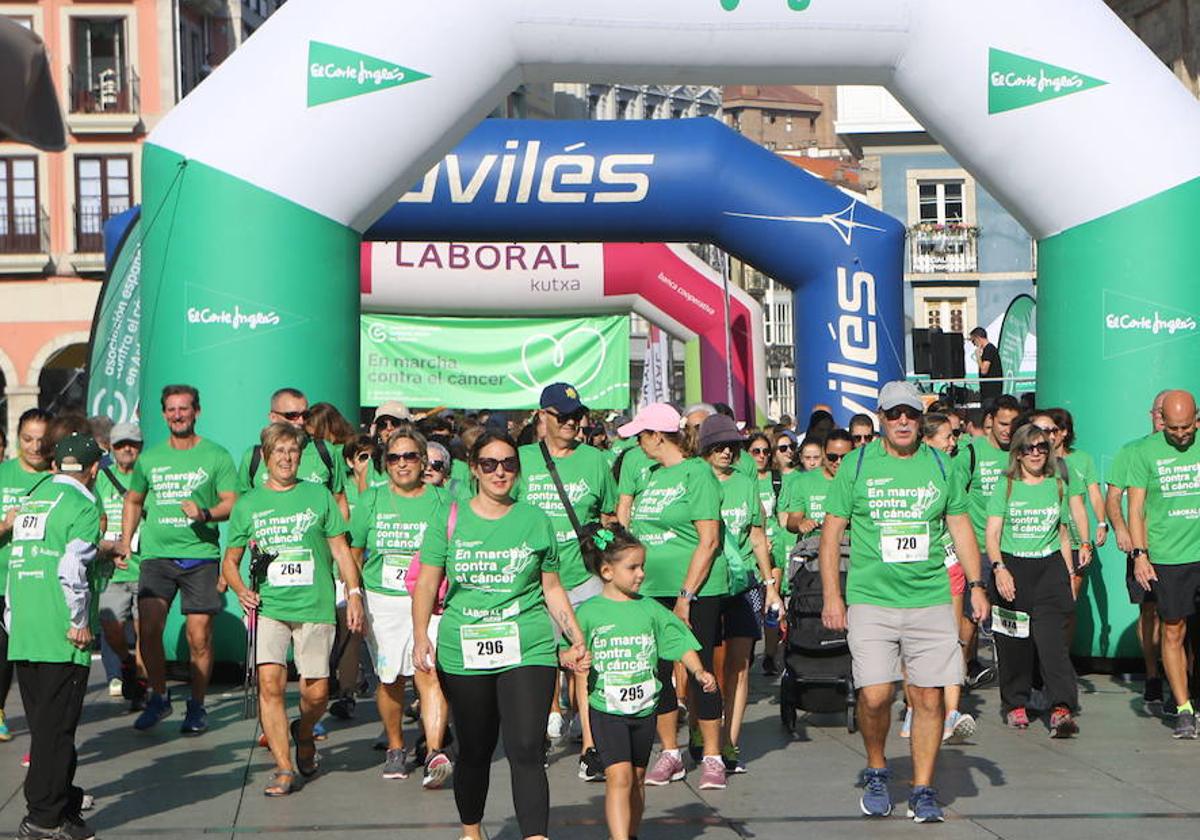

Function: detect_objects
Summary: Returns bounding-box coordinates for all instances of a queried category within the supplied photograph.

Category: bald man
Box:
[1128,389,1200,738]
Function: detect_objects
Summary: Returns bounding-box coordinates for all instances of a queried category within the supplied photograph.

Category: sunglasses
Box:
[113,440,141,449]
[749,447,771,456]
[385,451,422,465]
[274,410,309,422]
[354,452,371,463]
[376,415,404,429]
[1019,441,1051,455]
[706,441,739,455]
[882,406,922,422]
[951,428,965,438]
[428,460,447,473]
[824,451,845,463]
[1034,425,1060,434]
[477,456,520,474]
[776,443,793,452]
[548,408,588,424]
[852,433,874,442]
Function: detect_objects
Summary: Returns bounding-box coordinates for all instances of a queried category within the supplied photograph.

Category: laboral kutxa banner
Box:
[361,313,630,409]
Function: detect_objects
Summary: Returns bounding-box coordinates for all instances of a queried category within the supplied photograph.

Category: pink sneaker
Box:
[698,756,727,790]
[1006,707,1030,729]
[645,749,685,786]
[20,752,30,768]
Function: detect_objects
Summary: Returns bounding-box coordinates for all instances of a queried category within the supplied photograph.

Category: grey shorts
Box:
[138,559,223,615]
[256,617,336,679]
[99,580,140,624]
[847,603,964,689]
[553,577,604,645]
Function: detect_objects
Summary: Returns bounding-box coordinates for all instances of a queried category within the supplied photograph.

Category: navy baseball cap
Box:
[540,382,586,415]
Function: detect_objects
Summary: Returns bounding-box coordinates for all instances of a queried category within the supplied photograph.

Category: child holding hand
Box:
[569,523,717,840]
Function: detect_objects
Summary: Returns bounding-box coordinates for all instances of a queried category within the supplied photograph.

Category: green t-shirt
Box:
[617,445,656,499]
[986,476,1070,558]
[956,437,1009,543]
[779,468,834,538]
[227,482,347,623]
[515,443,618,590]
[349,484,444,595]
[418,500,560,675]
[630,458,724,598]
[95,466,141,583]
[7,475,102,666]
[825,442,965,608]
[757,472,791,591]
[570,594,699,718]
[129,438,237,561]
[1108,435,1151,489]
[734,449,756,479]
[344,475,366,515]
[0,458,51,592]
[717,472,764,594]
[1063,450,1098,547]
[1127,433,1200,566]
[236,440,345,496]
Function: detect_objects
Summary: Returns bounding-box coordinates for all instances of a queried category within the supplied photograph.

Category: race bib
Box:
[380,553,411,592]
[460,622,521,669]
[131,530,141,553]
[267,549,315,588]
[603,671,656,715]
[992,606,1030,639]
[12,501,53,542]
[880,522,930,564]
[943,542,959,569]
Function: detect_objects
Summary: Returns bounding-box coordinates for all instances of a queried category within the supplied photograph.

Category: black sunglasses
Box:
[749,446,771,456]
[548,408,588,424]
[428,459,447,473]
[951,429,965,437]
[852,433,874,442]
[1034,425,1060,434]
[1019,441,1051,455]
[882,406,922,422]
[706,441,739,455]
[376,415,403,429]
[825,451,845,463]
[776,443,793,452]
[354,452,371,463]
[385,451,422,465]
[477,456,520,474]
[275,410,309,421]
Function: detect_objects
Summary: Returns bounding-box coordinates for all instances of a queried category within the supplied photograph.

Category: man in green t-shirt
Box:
[236,387,348,519]
[1104,390,1167,713]
[96,421,148,710]
[118,384,238,736]
[1128,389,1200,739]
[819,381,990,823]
[8,433,103,840]
[516,382,618,769]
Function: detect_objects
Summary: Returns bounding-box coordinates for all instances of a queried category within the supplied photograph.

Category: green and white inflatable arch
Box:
[141,0,1200,659]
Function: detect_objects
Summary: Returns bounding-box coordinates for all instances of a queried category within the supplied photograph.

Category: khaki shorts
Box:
[256,616,335,679]
[847,603,963,689]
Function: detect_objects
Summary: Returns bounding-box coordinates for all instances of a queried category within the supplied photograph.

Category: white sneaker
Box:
[567,713,583,743]
[546,711,565,740]
[108,678,123,698]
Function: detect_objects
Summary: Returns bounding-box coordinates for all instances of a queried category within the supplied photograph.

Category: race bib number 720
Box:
[880,522,930,563]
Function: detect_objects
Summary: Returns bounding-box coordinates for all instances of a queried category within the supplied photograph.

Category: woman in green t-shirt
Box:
[698,416,783,776]
[571,522,715,840]
[614,403,724,789]
[410,432,589,840]
[985,423,1090,738]
[349,428,452,786]
[223,423,365,797]
[749,432,788,674]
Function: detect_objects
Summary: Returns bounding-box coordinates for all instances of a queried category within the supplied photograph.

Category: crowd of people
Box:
[0,377,1197,839]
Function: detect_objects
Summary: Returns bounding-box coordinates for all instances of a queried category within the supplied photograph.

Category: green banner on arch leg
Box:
[1039,177,1200,660]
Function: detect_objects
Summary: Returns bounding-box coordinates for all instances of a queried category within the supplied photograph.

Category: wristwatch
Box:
[347,587,364,598]
[678,588,698,602]
[991,561,1006,572]
[1130,548,1147,559]
[967,580,987,591]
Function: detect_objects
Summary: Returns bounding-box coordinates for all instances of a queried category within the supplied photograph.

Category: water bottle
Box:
[765,603,781,629]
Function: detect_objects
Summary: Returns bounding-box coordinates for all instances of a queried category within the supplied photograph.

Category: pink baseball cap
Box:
[617,403,683,438]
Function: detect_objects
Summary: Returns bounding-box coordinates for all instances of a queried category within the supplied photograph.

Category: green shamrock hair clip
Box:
[593,528,615,551]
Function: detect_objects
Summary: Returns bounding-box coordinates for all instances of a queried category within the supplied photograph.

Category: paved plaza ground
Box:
[1,661,1197,840]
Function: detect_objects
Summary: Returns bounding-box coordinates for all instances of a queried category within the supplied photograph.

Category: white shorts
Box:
[553,577,604,644]
[364,590,440,683]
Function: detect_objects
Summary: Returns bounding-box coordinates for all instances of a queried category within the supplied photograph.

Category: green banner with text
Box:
[361,313,630,409]
[86,216,143,424]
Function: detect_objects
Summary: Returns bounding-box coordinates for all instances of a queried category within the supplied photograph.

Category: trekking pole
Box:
[243,542,276,720]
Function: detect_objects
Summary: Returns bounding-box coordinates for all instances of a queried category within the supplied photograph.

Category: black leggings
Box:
[654,595,723,721]
[0,597,13,710]
[439,666,557,837]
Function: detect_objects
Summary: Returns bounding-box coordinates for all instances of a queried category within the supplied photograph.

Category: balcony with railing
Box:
[908,223,979,274]
[67,66,142,134]
[0,206,51,272]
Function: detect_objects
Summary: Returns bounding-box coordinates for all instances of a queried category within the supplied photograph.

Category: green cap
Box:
[55,433,103,472]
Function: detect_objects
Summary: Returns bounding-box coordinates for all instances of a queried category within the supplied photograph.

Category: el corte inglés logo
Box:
[988,48,1106,114]
[308,41,431,107]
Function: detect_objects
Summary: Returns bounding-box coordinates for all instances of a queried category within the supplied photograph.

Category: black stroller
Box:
[779,540,856,733]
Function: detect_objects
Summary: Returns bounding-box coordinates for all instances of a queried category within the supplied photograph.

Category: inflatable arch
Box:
[362,240,769,419]
[364,118,902,425]
[139,0,1200,658]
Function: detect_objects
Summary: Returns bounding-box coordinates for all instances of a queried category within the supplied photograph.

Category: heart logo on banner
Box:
[508,326,607,394]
